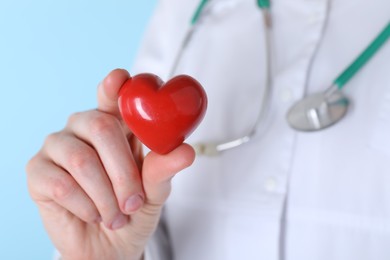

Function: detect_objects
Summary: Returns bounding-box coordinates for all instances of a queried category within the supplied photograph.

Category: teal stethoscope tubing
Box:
[177,0,389,155]
[334,21,390,89]
[193,0,390,90]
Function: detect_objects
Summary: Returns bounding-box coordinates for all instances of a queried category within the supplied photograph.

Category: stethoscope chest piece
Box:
[286,20,389,132]
[181,0,389,154]
[286,88,349,131]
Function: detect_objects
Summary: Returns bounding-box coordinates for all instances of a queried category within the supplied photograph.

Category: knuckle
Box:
[26,160,42,198]
[25,155,48,201]
[25,154,40,174]
[51,176,77,201]
[89,113,119,138]
[113,174,129,187]
[80,208,99,223]
[43,132,60,147]
[89,113,119,139]
[112,172,141,193]
[67,112,82,125]
[67,146,97,171]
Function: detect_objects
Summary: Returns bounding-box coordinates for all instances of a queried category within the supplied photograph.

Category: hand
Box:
[26,69,195,260]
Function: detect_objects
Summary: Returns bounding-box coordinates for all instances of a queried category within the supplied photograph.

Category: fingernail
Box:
[125,194,144,214]
[111,214,127,230]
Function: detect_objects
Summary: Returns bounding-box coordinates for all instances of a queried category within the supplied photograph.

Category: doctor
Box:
[26,0,390,259]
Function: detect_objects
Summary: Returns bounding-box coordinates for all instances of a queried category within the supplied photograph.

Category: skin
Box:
[26,69,196,260]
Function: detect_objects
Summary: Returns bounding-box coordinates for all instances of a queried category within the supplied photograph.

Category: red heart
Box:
[118,73,207,154]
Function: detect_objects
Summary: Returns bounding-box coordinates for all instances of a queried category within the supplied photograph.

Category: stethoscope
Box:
[170,0,390,156]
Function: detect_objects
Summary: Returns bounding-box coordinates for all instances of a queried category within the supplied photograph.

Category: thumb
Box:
[142,144,196,206]
[97,68,130,117]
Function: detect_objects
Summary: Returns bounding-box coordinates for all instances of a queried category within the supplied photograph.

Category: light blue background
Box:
[0,1,157,259]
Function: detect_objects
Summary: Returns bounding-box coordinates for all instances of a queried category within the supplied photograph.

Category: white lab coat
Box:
[132,0,390,259]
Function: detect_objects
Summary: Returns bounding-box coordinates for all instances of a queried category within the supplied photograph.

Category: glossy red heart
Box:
[118,73,207,154]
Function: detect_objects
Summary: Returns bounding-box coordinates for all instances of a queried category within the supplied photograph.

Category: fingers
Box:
[97,68,130,117]
[27,156,101,224]
[142,144,196,206]
[66,111,144,215]
[41,132,129,230]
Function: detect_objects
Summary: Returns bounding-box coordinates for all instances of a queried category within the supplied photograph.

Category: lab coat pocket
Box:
[370,92,390,157]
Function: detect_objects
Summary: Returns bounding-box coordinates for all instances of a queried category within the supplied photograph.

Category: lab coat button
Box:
[264,177,277,192]
[280,88,294,102]
[308,12,323,24]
